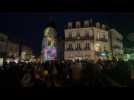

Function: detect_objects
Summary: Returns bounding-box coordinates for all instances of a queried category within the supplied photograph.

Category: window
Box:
[97,32,108,42]
[85,31,89,38]
[97,32,100,40]
[104,46,106,51]
[68,43,73,50]
[69,32,72,38]
[85,42,90,50]
[117,38,122,42]
[76,43,81,50]
[77,32,80,39]
[105,34,109,40]
[69,44,71,48]
[89,32,92,37]
[103,34,105,39]
[99,32,103,39]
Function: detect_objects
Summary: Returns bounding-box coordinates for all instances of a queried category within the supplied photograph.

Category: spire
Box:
[42,16,57,33]
[89,18,93,26]
[46,16,56,28]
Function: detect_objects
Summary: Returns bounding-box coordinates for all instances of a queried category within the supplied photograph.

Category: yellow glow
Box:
[44,27,55,37]
[95,43,100,51]
[44,27,50,37]
[95,43,100,47]
[47,36,52,41]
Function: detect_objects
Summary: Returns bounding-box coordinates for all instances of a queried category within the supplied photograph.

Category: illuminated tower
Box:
[41,19,57,63]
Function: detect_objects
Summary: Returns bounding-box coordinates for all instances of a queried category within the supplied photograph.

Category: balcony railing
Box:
[116,38,122,42]
[96,38,108,42]
[66,48,92,51]
[113,45,122,49]
[75,48,82,51]
[66,48,74,51]
[65,36,94,41]
[84,47,91,50]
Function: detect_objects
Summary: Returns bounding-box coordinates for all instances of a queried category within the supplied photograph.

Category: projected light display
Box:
[42,27,57,63]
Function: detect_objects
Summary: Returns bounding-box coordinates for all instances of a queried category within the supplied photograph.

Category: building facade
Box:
[21,45,33,61]
[109,29,123,59]
[7,40,19,58]
[64,20,111,61]
[0,33,33,62]
[57,36,64,61]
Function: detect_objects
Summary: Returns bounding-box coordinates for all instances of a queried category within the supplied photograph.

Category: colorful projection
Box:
[42,27,57,62]
[44,48,56,60]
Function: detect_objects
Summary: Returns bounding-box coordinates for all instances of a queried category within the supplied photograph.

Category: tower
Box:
[41,18,57,63]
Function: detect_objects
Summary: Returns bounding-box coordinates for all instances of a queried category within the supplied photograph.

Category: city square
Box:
[0,12,134,88]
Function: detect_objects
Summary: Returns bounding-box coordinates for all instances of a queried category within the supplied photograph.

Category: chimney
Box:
[76,21,81,28]
[102,24,106,30]
[84,20,89,28]
[96,22,100,28]
[68,22,72,29]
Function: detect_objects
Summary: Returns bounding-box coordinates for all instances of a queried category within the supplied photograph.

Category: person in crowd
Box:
[71,61,82,87]
[21,72,34,87]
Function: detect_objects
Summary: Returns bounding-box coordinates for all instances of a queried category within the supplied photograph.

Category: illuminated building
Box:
[109,29,123,59]
[64,20,112,61]
[7,40,19,58]
[0,33,33,63]
[57,36,64,61]
[21,46,33,61]
[41,20,57,63]
[6,39,33,62]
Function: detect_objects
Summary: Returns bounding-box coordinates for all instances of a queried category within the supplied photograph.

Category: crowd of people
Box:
[0,58,134,88]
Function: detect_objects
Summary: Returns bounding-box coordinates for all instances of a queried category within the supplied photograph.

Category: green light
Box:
[44,27,50,36]
[101,52,106,56]
[127,54,130,59]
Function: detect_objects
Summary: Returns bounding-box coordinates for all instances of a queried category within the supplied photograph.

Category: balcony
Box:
[66,48,74,51]
[116,38,122,42]
[75,48,82,51]
[65,36,94,41]
[84,47,91,50]
[113,45,122,49]
[96,38,108,42]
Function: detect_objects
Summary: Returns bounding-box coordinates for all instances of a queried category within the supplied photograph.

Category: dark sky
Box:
[1,12,134,55]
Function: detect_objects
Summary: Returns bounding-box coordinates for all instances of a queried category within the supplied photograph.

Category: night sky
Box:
[1,12,134,55]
